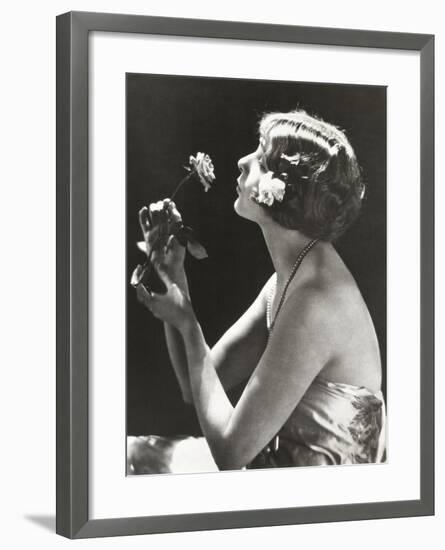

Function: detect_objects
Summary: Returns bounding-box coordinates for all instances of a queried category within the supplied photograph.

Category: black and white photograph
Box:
[1,0,439,544]
[126,73,387,475]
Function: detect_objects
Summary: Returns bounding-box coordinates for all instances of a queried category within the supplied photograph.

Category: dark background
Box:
[126,73,386,436]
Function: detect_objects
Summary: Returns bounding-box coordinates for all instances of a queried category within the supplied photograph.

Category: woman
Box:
[130,109,386,472]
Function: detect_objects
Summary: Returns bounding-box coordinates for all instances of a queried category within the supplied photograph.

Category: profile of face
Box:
[234,137,271,224]
[234,110,364,240]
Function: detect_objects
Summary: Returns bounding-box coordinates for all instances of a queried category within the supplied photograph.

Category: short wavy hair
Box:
[258,110,365,241]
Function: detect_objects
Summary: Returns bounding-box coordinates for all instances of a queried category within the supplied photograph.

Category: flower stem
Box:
[171,171,195,201]
[137,169,196,288]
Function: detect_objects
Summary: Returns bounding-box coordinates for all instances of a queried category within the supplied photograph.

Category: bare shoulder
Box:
[266,280,339,374]
[294,280,342,345]
[299,270,364,321]
[276,267,347,329]
[288,256,382,390]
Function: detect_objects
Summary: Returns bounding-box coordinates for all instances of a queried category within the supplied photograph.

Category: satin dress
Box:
[128,299,386,473]
[247,375,386,469]
[128,374,386,474]
[247,289,387,469]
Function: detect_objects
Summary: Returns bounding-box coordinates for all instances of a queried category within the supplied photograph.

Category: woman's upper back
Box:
[268,242,382,394]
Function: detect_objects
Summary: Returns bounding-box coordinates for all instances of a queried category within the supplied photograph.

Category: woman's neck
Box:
[260,222,322,287]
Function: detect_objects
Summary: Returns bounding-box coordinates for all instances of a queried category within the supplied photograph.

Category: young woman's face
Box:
[234,138,270,223]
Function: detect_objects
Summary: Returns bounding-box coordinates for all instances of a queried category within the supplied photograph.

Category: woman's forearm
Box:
[180,317,236,469]
[163,268,193,403]
[164,323,192,403]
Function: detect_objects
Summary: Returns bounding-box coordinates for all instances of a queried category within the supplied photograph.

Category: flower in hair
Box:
[280,152,301,166]
[252,171,286,206]
[279,152,310,183]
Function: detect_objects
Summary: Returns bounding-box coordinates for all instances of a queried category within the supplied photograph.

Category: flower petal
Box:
[256,171,286,205]
[189,151,216,191]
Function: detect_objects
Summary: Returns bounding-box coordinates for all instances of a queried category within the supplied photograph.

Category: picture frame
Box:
[56,10,434,539]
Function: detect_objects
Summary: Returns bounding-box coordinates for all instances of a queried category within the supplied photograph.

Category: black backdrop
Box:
[126,73,386,436]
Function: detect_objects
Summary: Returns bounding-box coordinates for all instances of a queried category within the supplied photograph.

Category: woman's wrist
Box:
[171,266,187,283]
[171,269,190,297]
[178,309,198,337]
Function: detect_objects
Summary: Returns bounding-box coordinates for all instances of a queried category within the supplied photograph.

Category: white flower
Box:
[189,152,216,192]
[280,152,301,166]
[254,171,286,206]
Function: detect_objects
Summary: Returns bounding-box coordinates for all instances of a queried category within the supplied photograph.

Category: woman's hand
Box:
[138,199,187,285]
[136,266,194,331]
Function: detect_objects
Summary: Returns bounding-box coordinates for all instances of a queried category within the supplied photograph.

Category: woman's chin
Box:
[234,197,246,218]
[234,198,257,222]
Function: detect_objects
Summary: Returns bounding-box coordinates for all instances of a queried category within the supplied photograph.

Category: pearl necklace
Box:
[266,239,319,334]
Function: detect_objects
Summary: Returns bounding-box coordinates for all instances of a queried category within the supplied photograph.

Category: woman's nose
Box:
[237,155,249,172]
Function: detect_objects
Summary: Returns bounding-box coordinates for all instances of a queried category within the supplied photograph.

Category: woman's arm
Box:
[140,272,272,404]
[137,202,194,403]
[209,276,272,390]
[141,274,333,470]
[164,324,192,403]
[137,200,271,402]
[163,268,194,403]
[165,273,274,401]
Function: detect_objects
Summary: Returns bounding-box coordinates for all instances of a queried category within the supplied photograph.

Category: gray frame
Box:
[56,11,434,539]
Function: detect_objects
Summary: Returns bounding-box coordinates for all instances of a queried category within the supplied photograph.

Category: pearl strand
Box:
[267,239,319,334]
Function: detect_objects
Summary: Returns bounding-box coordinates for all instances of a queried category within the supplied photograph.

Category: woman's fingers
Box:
[167,201,183,224]
[148,202,158,228]
[136,283,153,308]
[142,199,177,231]
[130,264,144,287]
[165,235,186,262]
[143,199,179,229]
[165,234,176,253]
[136,282,168,320]
[149,200,167,228]
[140,199,183,262]
[135,262,172,303]
[138,206,151,234]
[147,224,161,248]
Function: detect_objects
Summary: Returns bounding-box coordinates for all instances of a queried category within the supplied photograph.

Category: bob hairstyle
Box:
[258,110,365,241]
